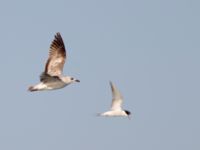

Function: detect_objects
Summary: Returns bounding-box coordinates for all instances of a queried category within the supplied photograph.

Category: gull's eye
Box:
[70,77,74,80]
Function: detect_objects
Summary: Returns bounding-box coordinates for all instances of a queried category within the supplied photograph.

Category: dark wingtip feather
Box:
[109,81,114,91]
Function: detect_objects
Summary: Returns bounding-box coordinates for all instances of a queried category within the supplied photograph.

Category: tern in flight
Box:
[98,82,131,119]
[28,32,80,92]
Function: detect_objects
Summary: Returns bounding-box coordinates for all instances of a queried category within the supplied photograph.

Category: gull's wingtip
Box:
[56,32,61,35]
[109,81,114,87]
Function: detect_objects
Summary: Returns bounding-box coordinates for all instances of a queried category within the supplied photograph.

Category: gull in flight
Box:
[28,32,80,92]
[98,81,131,119]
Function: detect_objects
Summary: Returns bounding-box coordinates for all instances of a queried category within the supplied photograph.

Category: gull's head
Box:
[61,76,80,84]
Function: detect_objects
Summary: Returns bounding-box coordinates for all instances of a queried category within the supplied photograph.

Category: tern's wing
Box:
[44,32,66,77]
[110,81,123,111]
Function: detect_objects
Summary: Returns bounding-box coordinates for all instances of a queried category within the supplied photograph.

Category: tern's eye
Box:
[70,77,74,80]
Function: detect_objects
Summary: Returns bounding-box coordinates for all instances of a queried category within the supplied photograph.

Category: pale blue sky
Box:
[0,0,200,150]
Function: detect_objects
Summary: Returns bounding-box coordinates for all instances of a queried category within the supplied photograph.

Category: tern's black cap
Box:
[124,110,131,115]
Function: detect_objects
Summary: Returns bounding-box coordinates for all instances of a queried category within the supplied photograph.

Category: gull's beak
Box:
[75,79,80,82]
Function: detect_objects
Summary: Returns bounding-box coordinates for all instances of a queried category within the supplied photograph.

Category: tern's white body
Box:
[100,110,128,117]
[99,82,131,118]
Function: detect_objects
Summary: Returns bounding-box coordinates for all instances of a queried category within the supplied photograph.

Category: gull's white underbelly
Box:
[34,81,68,91]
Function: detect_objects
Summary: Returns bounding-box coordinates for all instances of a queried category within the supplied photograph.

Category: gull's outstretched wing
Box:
[44,32,66,77]
[110,81,123,111]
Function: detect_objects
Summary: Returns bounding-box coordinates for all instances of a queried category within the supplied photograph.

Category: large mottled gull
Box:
[98,81,131,119]
[28,32,80,92]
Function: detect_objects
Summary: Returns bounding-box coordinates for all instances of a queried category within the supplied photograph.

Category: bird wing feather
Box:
[44,32,66,77]
[110,81,123,111]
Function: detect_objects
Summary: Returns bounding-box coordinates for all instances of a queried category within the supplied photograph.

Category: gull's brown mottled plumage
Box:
[28,32,80,92]
[44,32,66,77]
[40,72,60,83]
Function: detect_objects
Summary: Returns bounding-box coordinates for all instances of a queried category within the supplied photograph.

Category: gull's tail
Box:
[28,86,38,92]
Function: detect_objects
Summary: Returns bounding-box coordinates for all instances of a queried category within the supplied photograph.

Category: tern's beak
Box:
[75,79,80,82]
